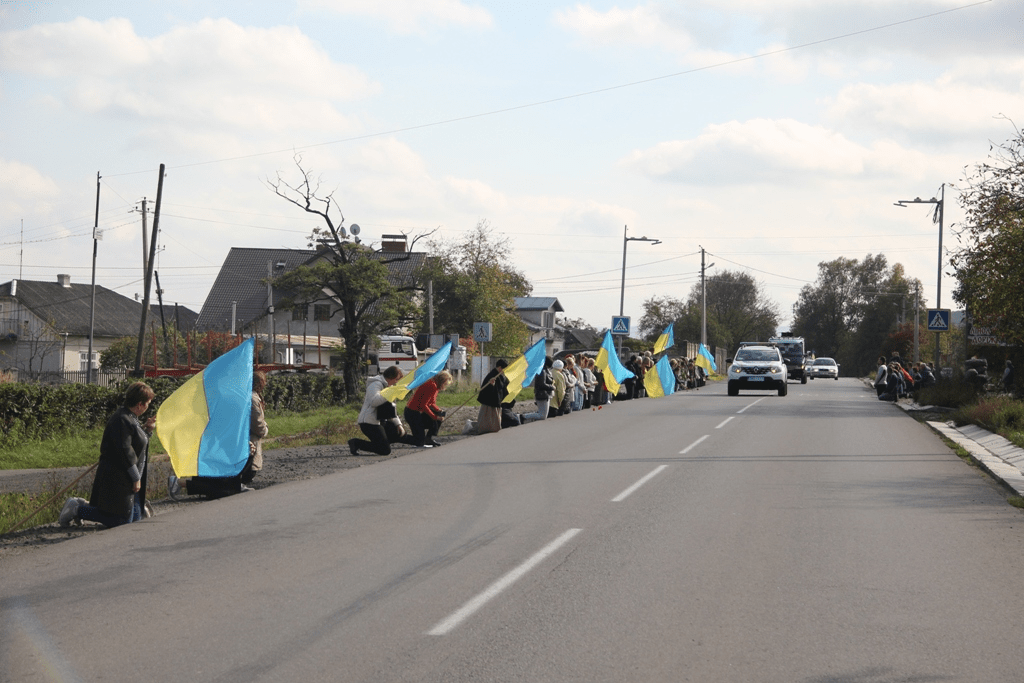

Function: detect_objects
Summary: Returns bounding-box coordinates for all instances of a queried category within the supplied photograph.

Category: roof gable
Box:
[514,296,563,312]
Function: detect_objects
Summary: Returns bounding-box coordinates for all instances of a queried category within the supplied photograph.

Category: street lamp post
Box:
[894,184,944,371]
[619,225,660,351]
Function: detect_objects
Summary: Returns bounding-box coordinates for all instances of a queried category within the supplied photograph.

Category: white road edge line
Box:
[679,435,709,454]
[737,398,765,414]
[427,528,583,636]
[715,416,734,429]
[612,465,668,502]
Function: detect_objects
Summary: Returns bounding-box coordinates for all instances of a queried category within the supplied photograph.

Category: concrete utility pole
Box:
[267,260,275,363]
[700,246,715,349]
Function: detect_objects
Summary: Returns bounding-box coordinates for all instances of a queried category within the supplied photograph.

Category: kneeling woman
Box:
[60,382,156,528]
[404,371,452,447]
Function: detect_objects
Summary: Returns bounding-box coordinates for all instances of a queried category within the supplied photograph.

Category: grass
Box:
[0,385,539,532]
[951,395,1024,450]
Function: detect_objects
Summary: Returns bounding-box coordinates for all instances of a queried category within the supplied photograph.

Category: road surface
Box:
[4,378,1023,682]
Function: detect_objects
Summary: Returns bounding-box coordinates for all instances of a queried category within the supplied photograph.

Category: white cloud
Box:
[443,177,508,213]
[827,60,1024,139]
[0,159,61,218]
[623,118,934,184]
[299,0,493,34]
[0,18,377,154]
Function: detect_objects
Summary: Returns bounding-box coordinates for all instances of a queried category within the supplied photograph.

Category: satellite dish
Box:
[350,224,361,236]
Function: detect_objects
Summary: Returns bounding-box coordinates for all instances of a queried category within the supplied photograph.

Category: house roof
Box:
[195,247,430,332]
[149,302,200,331]
[514,296,564,312]
[0,277,146,338]
[564,327,600,348]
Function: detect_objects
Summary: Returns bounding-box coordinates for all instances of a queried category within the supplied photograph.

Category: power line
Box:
[104,0,993,178]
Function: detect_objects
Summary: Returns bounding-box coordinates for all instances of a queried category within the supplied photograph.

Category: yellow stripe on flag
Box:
[156,372,209,477]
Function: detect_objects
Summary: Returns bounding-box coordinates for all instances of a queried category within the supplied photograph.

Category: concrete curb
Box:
[925,420,1024,497]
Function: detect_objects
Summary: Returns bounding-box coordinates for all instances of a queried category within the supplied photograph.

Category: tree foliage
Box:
[792,255,922,374]
[266,156,427,398]
[950,122,1024,345]
[418,220,531,357]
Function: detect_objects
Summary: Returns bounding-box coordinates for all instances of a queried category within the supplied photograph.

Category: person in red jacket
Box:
[403,370,452,447]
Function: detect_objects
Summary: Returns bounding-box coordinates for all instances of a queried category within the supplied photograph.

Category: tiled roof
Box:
[195,247,430,331]
[0,277,145,337]
[149,302,200,331]
[514,296,563,312]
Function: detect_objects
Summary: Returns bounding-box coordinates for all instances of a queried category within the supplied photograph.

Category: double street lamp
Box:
[894,184,945,370]
[619,225,661,316]
[619,225,660,351]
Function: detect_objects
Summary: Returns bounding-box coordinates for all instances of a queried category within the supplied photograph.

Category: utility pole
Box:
[87,172,101,384]
[134,164,164,375]
[140,197,148,274]
[267,261,275,363]
[700,246,714,349]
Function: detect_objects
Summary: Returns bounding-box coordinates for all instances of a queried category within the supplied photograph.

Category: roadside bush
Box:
[262,372,349,412]
[915,378,979,409]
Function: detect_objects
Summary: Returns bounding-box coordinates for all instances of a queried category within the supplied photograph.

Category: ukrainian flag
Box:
[595,330,634,396]
[695,343,718,373]
[502,338,547,403]
[653,323,674,355]
[156,337,254,478]
[380,340,453,402]
[643,354,676,398]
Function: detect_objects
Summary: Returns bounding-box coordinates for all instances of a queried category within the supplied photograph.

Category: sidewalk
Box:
[925,420,1024,497]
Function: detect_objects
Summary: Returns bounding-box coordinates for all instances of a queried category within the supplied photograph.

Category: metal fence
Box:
[6,368,130,387]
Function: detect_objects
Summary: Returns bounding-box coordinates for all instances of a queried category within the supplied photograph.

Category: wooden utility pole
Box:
[134,164,164,375]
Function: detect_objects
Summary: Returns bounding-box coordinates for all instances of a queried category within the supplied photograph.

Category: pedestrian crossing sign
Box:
[927,309,950,332]
[611,316,631,335]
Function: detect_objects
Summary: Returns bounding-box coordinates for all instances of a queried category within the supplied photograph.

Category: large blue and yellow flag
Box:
[502,338,547,404]
[695,343,718,374]
[380,340,453,402]
[595,330,634,396]
[156,337,254,478]
[653,323,674,355]
[643,354,677,398]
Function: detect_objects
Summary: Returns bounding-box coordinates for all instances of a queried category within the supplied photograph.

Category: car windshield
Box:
[736,349,778,362]
[775,342,803,358]
[813,358,836,366]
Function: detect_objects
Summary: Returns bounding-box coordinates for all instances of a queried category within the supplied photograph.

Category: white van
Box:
[374,335,420,372]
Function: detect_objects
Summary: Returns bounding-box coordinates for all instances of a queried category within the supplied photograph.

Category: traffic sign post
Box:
[926,309,951,333]
[611,316,631,336]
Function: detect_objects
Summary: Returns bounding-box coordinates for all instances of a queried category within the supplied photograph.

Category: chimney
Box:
[10,279,16,297]
[57,274,71,288]
[381,234,408,253]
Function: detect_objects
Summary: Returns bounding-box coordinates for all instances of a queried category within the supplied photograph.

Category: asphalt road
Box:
[4,379,1024,682]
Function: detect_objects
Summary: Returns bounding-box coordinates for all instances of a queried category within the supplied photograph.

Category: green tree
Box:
[951,122,1024,345]
[639,271,779,354]
[418,220,531,357]
[267,156,426,398]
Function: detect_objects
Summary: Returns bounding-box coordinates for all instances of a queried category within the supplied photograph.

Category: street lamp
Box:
[894,183,944,371]
[619,225,661,316]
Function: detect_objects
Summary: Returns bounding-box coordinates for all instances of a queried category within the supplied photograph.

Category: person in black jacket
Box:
[523,356,555,422]
[60,382,156,528]
[477,359,509,434]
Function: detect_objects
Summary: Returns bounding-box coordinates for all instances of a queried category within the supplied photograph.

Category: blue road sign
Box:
[611,316,631,335]
[926,309,951,332]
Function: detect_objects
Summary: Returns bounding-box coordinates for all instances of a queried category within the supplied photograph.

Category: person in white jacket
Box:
[349,366,404,455]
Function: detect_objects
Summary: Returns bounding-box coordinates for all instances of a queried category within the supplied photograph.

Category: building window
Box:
[313,304,332,321]
[79,351,98,371]
[292,306,307,321]
[542,311,554,329]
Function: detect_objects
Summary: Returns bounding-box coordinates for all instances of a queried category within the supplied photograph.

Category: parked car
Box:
[807,357,840,380]
[727,345,788,396]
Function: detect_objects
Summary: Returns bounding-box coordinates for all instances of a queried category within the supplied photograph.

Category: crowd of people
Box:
[874,351,937,401]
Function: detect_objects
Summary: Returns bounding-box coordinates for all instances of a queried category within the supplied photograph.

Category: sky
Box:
[1,0,1021,342]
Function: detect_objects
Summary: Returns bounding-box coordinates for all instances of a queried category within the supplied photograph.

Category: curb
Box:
[925,420,1024,497]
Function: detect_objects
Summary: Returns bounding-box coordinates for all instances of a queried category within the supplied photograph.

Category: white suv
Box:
[727,345,788,396]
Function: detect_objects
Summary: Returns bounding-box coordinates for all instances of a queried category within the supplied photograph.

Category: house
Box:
[514,296,565,357]
[195,239,429,366]
[0,274,196,377]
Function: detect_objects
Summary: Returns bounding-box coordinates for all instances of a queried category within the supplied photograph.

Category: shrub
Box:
[915,378,979,409]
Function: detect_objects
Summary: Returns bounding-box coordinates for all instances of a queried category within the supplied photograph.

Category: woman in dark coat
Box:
[60,382,156,528]
[477,359,509,434]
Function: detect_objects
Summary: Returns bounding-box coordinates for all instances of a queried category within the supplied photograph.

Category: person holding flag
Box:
[347,365,405,456]
[477,359,509,434]
[594,330,634,401]
[404,371,452,447]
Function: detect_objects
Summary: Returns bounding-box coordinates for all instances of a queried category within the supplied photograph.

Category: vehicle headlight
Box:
[769,366,781,374]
